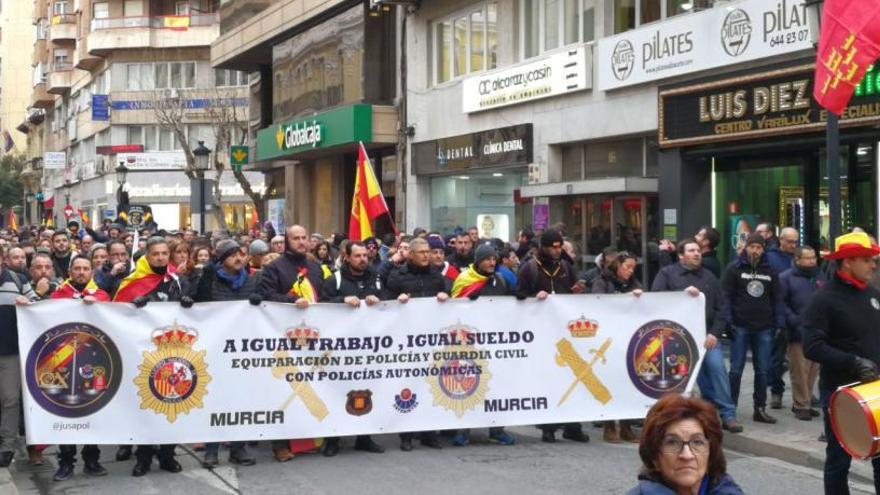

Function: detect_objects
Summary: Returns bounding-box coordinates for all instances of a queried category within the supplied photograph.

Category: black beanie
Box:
[541,229,564,248]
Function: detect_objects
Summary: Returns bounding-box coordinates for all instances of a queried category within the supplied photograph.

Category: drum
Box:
[830,380,880,459]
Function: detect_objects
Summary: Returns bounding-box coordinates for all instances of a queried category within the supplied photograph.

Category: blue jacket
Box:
[625,473,743,495]
[497,265,517,288]
[780,266,825,342]
[765,246,794,275]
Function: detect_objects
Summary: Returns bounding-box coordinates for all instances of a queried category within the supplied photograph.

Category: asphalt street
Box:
[6,425,870,495]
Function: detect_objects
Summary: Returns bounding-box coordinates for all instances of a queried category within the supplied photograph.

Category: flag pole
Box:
[827,112,841,242]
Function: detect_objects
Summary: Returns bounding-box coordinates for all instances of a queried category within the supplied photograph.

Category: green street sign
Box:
[230,145,249,171]
[256,104,373,161]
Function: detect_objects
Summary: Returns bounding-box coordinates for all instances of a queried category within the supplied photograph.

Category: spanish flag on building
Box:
[348,142,396,241]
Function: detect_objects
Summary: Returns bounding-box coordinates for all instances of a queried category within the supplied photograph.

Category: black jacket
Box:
[804,273,880,391]
[591,271,641,295]
[386,263,447,299]
[515,253,577,298]
[701,250,722,279]
[142,272,187,303]
[779,266,824,342]
[652,263,726,337]
[195,264,258,302]
[258,251,325,303]
[320,265,384,302]
[720,252,784,330]
[52,252,73,280]
[447,252,473,270]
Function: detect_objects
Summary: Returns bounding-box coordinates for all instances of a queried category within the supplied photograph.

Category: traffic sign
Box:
[230,146,249,172]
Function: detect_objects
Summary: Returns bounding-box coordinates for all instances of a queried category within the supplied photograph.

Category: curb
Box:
[0,468,19,495]
[725,431,874,485]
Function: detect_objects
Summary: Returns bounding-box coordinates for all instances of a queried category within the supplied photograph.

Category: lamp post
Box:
[115,162,130,216]
[192,141,211,234]
[806,0,841,245]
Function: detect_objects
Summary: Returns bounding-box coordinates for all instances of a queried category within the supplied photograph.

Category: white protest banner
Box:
[17,294,705,445]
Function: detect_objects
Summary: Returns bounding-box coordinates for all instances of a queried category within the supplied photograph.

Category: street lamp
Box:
[805,0,841,245]
[192,140,212,234]
[115,162,130,215]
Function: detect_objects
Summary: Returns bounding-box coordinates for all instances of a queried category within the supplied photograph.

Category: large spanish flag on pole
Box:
[348,142,397,241]
[8,209,17,232]
[813,0,880,114]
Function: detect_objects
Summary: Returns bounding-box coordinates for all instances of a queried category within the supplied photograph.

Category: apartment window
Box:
[214,69,247,87]
[123,0,143,16]
[35,19,48,40]
[667,0,716,17]
[92,2,109,19]
[155,62,196,89]
[615,0,712,33]
[32,63,47,86]
[519,0,594,59]
[175,1,190,15]
[52,1,68,15]
[126,63,154,90]
[432,2,497,85]
[53,49,70,70]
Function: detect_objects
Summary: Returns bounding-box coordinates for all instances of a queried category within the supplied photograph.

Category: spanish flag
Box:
[52,279,110,301]
[289,267,318,303]
[8,209,17,232]
[114,255,178,303]
[451,264,489,298]
[163,15,190,30]
[78,209,90,225]
[348,142,396,241]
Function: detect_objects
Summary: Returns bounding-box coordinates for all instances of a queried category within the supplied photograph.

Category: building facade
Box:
[22,0,262,232]
[0,0,36,155]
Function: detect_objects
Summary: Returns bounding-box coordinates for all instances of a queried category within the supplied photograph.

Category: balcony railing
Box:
[50,13,76,25]
[52,60,73,71]
[90,13,219,31]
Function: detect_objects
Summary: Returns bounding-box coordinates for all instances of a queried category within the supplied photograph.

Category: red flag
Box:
[813,0,880,114]
[8,209,17,232]
[348,142,396,241]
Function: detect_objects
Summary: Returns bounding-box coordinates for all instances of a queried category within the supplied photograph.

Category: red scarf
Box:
[836,270,868,290]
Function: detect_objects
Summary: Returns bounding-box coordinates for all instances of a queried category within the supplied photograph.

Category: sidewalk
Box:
[719,355,876,484]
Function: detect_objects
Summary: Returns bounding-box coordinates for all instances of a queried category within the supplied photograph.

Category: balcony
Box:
[75,37,102,70]
[48,62,73,94]
[88,13,219,55]
[33,39,48,66]
[49,14,77,42]
[31,82,55,108]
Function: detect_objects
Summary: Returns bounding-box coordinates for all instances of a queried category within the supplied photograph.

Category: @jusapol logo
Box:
[721,9,752,57]
[25,323,122,418]
[611,40,635,81]
[626,320,698,399]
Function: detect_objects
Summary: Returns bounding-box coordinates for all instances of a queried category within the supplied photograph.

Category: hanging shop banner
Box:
[412,124,533,175]
[659,64,880,148]
[597,0,813,91]
[18,294,704,445]
[462,46,592,113]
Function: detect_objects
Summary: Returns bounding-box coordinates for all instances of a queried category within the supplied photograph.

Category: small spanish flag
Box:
[114,255,178,303]
[451,264,489,298]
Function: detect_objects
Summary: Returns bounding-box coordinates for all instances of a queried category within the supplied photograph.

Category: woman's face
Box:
[91,249,108,269]
[616,258,636,281]
[196,249,211,264]
[173,248,189,266]
[656,418,709,492]
[317,244,328,259]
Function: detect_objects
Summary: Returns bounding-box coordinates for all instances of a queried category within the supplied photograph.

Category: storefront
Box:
[411,124,534,242]
[658,61,880,263]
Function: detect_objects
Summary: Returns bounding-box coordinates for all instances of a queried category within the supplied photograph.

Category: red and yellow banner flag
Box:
[114,256,178,303]
[451,265,489,298]
[348,142,396,241]
[813,0,880,114]
[8,209,17,232]
[52,279,110,301]
[288,267,318,303]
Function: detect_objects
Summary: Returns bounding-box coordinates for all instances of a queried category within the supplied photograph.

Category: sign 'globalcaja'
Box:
[597,0,813,91]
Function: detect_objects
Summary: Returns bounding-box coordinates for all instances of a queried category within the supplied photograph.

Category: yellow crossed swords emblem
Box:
[270,331,330,421]
[555,337,612,406]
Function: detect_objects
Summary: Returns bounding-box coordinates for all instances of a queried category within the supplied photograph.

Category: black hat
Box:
[214,239,240,264]
[474,243,497,265]
[541,229,564,248]
[745,233,765,247]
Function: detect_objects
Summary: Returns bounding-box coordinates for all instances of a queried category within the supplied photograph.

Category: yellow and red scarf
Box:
[113,256,178,303]
[52,278,110,301]
[289,267,319,303]
[451,264,489,298]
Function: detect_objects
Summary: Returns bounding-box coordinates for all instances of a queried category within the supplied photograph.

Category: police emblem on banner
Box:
[746,280,764,298]
[393,388,418,413]
[134,323,210,422]
[626,320,699,399]
[427,323,491,418]
[25,322,122,418]
[346,390,373,416]
[556,316,612,406]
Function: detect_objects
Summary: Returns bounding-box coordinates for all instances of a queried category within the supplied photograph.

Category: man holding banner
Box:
[49,256,109,481]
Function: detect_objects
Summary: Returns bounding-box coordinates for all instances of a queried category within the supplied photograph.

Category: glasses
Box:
[660,436,709,455]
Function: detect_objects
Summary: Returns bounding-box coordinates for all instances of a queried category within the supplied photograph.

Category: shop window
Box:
[520,0,595,60]
[640,0,660,24]
[584,138,646,178]
[666,0,716,17]
[430,171,526,241]
[432,2,498,85]
[562,144,583,181]
[617,0,718,33]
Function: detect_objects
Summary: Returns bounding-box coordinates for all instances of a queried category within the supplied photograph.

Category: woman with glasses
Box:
[627,394,743,495]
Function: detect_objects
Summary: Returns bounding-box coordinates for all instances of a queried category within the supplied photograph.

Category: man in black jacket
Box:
[515,229,589,444]
[256,224,324,462]
[804,232,880,494]
[447,232,473,270]
[652,239,742,433]
[319,241,385,457]
[194,239,259,468]
[721,233,784,425]
[695,226,722,279]
[385,238,449,451]
[51,231,75,279]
